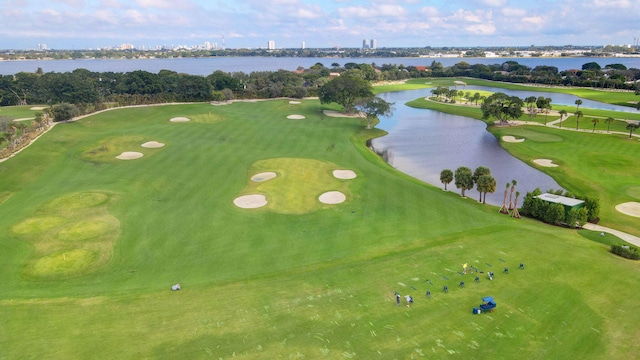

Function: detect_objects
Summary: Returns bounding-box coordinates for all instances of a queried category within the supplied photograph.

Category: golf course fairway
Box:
[0,99,639,359]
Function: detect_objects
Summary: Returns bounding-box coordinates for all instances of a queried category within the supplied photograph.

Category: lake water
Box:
[371,89,564,206]
[1,56,640,75]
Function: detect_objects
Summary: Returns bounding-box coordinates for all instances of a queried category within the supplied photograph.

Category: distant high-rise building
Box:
[371,39,377,49]
[37,43,47,51]
[301,41,305,49]
[362,39,369,49]
[268,40,275,50]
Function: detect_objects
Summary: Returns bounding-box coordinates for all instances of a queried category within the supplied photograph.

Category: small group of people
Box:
[395,292,413,307]
[171,283,181,291]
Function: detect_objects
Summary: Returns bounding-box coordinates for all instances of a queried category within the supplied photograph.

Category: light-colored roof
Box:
[535,193,585,207]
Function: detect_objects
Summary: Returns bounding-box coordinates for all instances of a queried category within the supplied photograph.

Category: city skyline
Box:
[0,0,638,50]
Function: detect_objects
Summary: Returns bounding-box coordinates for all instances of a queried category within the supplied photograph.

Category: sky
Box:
[0,0,638,50]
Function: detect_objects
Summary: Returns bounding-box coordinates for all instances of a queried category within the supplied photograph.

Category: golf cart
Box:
[473,296,496,314]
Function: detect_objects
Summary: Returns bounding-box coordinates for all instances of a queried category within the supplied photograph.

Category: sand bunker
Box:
[319,191,346,204]
[503,136,525,143]
[141,141,165,148]
[287,114,305,120]
[234,194,268,209]
[323,110,364,118]
[251,172,277,182]
[170,117,190,122]
[533,159,558,167]
[289,101,301,104]
[30,106,47,110]
[116,152,143,160]
[333,169,357,179]
[615,202,640,218]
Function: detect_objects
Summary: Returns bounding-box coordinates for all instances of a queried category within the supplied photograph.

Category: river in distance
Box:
[1,56,640,75]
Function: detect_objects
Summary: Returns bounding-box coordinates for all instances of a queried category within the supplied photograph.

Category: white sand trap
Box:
[333,169,357,179]
[289,101,301,104]
[319,191,346,204]
[170,117,190,122]
[30,106,47,110]
[251,172,277,182]
[533,159,558,167]
[141,141,165,148]
[116,151,143,160]
[615,202,640,218]
[287,114,305,120]
[234,194,268,209]
[323,110,364,118]
[503,136,525,143]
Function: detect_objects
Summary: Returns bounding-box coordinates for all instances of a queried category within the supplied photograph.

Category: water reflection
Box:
[371,89,564,206]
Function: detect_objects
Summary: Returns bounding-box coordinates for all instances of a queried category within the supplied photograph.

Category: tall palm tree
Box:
[575,110,583,130]
[626,122,640,138]
[511,191,521,218]
[575,99,583,112]
[591,118,600,132]
[499,183,510,214]
[508,179,517,211]
[558,109,567,128]
[605,117,614,133]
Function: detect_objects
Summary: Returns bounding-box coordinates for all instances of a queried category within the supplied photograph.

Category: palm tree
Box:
[575,110,583,130]
[605,117,614,133]
[511,191,521,218]
[558,109,567,128]
[508,179,517,211]
[591,117,600,132]
[575,99,583,112]
[440,169,453,190]
[499,183,510,214]
[626,122,640,138]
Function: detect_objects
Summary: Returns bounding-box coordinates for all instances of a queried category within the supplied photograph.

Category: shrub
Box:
[611,244,640,260]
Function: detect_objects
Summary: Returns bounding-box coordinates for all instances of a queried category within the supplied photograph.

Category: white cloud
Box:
[501,7,526,17]
[465,23,496,35]
[338,4,408,18]
[591,0,632,8]
[419,6,439,17]
[481,0,508,7]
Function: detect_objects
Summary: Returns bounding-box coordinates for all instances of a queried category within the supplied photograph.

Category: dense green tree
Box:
[454,166,474,197]
[472,166,492,201]
[544,203,565,225]
[318,74,373,114]
[50,103,79,122]
[440,169,453,190]
[582,62,602,71]
[476,174,497,204]
[355,96,394,129]
[583,196,600,222]
[481,92,524,125]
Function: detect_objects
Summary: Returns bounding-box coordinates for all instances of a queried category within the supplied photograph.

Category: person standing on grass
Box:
[395,293,401,306]
[405,295,413,307]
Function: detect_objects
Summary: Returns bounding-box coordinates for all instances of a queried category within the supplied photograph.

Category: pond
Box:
[371,89,564,206]
[462,85,639,113]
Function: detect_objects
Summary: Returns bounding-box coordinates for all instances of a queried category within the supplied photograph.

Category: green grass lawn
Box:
[0,104,47,119]
[1,98,639,359]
